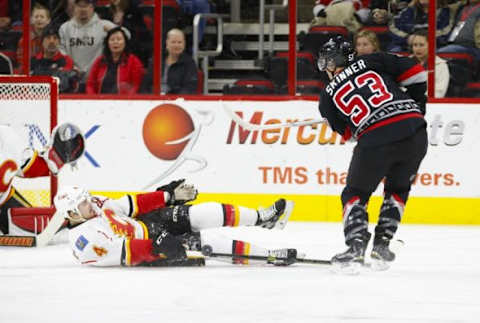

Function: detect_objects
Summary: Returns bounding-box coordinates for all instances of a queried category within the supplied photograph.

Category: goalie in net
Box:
[0,122,85,235]
[53,180,297,267]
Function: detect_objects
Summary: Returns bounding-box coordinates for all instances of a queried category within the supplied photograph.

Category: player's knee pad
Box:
[375,192,406,241]
[342,197,369,245]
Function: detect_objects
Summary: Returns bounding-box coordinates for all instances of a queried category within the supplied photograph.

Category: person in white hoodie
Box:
[59,0,116,80]
[410,29,450,98]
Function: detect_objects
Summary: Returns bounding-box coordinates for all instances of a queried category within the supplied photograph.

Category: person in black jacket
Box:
[317,36,428,269]
[141,28,198,95]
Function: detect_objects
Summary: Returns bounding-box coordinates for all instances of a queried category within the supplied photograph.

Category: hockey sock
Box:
[188,202,258,231]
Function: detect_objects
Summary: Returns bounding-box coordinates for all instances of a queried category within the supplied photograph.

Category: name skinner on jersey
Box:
[325,59,367,96]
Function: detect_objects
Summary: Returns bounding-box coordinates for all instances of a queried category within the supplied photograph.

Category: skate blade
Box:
[273,200,294,230]
[330,261,361,275]
[370,258,390,271]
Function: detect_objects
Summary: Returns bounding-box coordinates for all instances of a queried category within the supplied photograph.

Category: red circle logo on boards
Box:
[142,104,195,160]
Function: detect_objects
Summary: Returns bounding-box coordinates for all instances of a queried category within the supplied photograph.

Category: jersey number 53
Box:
[333,71,393,126]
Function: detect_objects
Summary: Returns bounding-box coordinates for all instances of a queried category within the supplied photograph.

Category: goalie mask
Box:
[54,186,99,225]
[44,123,85,174]
[317,36,355,72]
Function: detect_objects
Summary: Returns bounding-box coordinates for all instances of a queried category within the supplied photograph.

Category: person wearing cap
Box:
[86,26,145,94]
[31,27,78,93]
[16,3,51,73]
[59,0,117,84]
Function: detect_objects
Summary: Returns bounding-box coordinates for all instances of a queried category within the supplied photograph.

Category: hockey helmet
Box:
[54,185,93,225]
[317,36,355,72]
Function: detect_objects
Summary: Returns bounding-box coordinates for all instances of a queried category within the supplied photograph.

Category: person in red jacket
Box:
[86,26,145,94]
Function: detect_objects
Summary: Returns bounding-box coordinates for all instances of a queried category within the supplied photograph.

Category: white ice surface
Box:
[1,222,480,323]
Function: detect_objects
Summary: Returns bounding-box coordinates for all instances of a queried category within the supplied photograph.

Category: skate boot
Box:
[370,237,395,271]
[267,248,298,266]
[257,199,293,229]
[331,232,371,273]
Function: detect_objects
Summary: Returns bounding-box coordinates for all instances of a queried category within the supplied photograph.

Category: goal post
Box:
[0,75,58,206]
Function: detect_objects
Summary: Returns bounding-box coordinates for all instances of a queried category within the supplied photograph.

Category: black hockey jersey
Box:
[318,52,427,147]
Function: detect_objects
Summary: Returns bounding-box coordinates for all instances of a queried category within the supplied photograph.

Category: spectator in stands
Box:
[0,0,22,31]
[16,4,51,74]
[97,0,152,65]
[0,52,13,74]
[438,0,480,60]
[411,29,450,98]
[354,29,381,55]
[59,0,116,83]
[50,0,76,30]
[141,28,198,95]
[367,0,410,25]
[86,26,145,94]
[31,26,78,93]
[387,0,453,52]
[311,0,368,34]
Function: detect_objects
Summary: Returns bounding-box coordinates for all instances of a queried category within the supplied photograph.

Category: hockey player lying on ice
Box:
[53,179,297,267]
[0,123,85,235]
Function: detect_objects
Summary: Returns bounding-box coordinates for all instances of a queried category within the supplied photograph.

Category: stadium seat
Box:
[223,80,276,95]
[463,82,480,98]
[197,69,204,94]
[300,26,350,57]
[296,80,325,95]
[265,52,321,88]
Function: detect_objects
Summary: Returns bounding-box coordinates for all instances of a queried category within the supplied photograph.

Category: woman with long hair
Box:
[86,26,145,94]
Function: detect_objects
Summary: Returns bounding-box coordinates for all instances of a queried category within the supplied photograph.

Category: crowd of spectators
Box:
[1,0,480,97]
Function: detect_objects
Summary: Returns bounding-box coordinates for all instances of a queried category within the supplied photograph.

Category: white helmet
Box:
[54,186,93,225]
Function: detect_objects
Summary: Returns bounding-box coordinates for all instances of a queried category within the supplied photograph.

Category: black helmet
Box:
[317,36,355,72]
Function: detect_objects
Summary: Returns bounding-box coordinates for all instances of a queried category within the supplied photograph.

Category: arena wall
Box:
[51,99,479,224]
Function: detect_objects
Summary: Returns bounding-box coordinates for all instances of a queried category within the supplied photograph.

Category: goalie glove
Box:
[156,179,198,206]
[41,123,85,174]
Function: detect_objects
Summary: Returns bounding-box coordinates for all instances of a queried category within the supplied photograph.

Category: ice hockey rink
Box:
[1,221,479,323]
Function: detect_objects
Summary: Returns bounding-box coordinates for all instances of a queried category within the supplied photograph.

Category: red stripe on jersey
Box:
[342,126,352,141]
[223,204,236,227]
[232,240,248,265]
[135,191,167,214]
[358,113,424,138]
[22,153,50,178]
[396,64,425,83]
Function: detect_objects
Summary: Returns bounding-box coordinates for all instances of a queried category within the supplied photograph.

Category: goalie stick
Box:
[222,103,325,131]
[0,210,66,247]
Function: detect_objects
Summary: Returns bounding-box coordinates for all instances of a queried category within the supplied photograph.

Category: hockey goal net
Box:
[0,75,58,206]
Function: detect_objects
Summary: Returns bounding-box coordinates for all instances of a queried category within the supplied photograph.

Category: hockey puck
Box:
[201,245,213,256]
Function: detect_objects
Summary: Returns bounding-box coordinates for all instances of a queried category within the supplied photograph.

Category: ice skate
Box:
[257,199,294,230]
[371,237,396,271]
[331,233,371,274]
[267,248,298,266]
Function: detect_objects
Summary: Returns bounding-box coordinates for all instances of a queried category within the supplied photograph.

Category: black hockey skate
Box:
[370,237,396,271]
[331,233,371,274]
[267,248,298,266]
[257,199,293,229]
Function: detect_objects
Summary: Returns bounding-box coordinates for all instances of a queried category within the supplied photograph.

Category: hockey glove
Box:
[156,179,198,205]
[152,230,187,260]
[41,123,85,174]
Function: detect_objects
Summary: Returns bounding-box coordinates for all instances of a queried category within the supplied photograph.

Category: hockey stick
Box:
[0,211,67,247]
[35,211,66,247]
[222,103,325,131]
[201,246,331,266]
